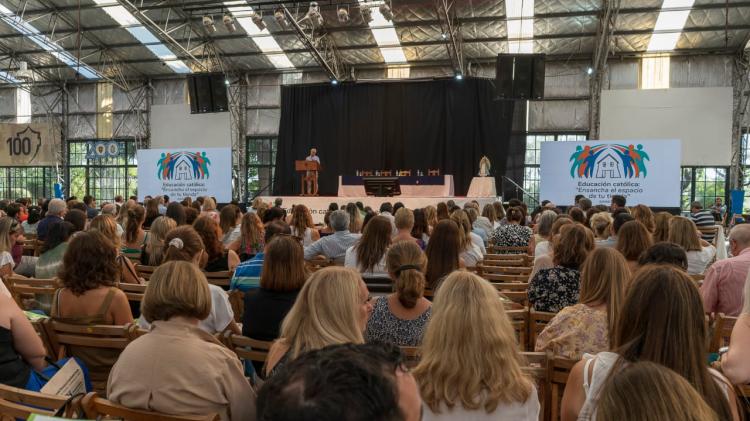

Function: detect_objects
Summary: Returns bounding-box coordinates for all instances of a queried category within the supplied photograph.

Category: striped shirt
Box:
[689,210,717,242]
[304,230,361,264]
[230,253,264,292]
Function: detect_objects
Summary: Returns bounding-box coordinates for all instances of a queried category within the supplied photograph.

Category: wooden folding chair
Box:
[203,270,233,289]
[0,383,81,420]
[22,239,37,257]
[5,275,59,311]
[529,310,557,351]
[306,256,333,272]
[550,357,579,421]
[135,264,157,281]
[42,320,136,395]
[228,289,245,323]
[117,282,147,303]
[480,264,532,276]
[483,253,527,265]
[222,332,273,366]
[81,392,219,421]
[506,308,529,350]
[487,245,529,255]
[709,313,737,353]
[483,273,529,283]
[521,351,551,421]
[400,346,421,368]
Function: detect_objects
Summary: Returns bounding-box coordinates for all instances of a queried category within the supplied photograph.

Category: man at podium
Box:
[304,148,320,196]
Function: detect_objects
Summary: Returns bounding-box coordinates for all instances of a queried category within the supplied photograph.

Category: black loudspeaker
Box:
[187,73,229,114]
[495,54,545,100]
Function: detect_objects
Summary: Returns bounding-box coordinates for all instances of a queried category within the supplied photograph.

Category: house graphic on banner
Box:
[595,152,622,178]
[174,159,193,180]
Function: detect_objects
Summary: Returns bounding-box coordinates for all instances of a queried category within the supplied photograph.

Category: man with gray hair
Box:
[304,210,361,264]
[36,198,67,241]
[701,223,750,316]
[101,203,124,237]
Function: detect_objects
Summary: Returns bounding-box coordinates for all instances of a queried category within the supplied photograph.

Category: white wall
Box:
[150,103,231,148]
[600,87,733,166]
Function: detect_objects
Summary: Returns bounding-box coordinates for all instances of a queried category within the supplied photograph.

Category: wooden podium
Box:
[296,160,320,196]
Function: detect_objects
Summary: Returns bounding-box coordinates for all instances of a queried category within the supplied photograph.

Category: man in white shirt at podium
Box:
[305,148,320,195]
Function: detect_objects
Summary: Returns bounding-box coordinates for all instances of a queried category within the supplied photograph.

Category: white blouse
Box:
[686,245,716,275]
[422,386,540,421]
[344,246,388,278]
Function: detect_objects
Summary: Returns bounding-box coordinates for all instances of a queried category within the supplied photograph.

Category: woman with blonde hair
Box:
[393,207,418,244]
[229,212,265,260]
[616,220,653,274]
[200,197,219,222]
[264,267,373,377]
[630,204,655,233]
[450,210,484,267]
[596,361,719,421]
[668,216,716,275]
[424,205,438,231]
[482,203,498,229]
[0,217,22,278]
[535,248,630,358]
[414,271,539,419]
[366,241,431,346]
[140,216,177,266]
[589,211,613,242]
[289,204,319,247]
[653,211,672,242]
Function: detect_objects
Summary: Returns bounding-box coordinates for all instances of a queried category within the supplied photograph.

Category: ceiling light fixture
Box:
[304,2,324,28]
[250,11,266,30]
[360,5,373,23]
[223,14,236,32]
[337,7,350,23]
[203,16,216,33]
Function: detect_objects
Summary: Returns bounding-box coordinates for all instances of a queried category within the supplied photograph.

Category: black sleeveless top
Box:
[0,326,31,388]
[204,252,230,273]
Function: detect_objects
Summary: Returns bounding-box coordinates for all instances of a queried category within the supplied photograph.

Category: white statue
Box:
[478,155,491,177]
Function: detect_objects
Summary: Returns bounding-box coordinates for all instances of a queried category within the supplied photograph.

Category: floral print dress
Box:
[489,224,532,252]
[528,266,581,313]
[533,304,609,359]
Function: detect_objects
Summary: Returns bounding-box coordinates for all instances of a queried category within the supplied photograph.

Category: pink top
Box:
[701,247,750,316]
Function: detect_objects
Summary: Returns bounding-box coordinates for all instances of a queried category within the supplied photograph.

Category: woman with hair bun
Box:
[365,241,431,346]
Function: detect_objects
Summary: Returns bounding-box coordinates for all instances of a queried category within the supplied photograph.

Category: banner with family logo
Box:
[539,139,681,207]
[137,147,232,202]
[0,122,60,166]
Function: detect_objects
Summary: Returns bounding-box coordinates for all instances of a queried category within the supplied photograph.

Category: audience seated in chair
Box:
[231,221,290,293]
[0,293,47,388]
[345,216,391,279]
[637,241,689,271]
[219,204,242,247]
[616,220,653,274]
[701,223,750,317]
[392,208,418,245]
[194,216,240,273]
[689,200,718,243]
[289,204,319,247]
[717,274,750,385]
[34,221,74,280]
[264,267,372,378]
[535,248,630,359]
[424,220,464,289]
[529,224,594,313]
[257,343,421,421]
[140,216,176,266]
[121,205,146,254]
[366,241,431,347]
[450,210,485,267]
[596,361,721,421]
[243,235,307,341]
[36,198,67,242]
[596,212,632,249]
[489,207,534,255]
[561,265,739,421]
[413,271,540,420]
[138,226,240,335]
[668,216,716,275]
[108,261,256,421]
[303,210,361,265]
[228,212,265,260]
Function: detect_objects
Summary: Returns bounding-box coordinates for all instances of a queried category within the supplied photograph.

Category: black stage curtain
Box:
[273,78,515,196]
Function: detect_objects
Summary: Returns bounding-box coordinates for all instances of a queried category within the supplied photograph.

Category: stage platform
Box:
[260,195,498,224]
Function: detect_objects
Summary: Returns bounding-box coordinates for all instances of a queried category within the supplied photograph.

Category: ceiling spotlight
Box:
[360,5,373,23]
[379,3,393,21]
[274,9,288,27]
[223,15,236,32]
[441,33,448,40]
[224,78,230,86]
[250,11,266,30]
[202,16,216,33]
[331,79,338,85]
[455,73,463,81]
[337,7,349,23]
[304,2,324,28]
[586,67,594,75]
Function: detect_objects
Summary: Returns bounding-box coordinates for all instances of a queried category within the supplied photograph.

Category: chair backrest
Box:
[400,346,421,368]
[117,282,147,303]
[306,256,333,272]
[0,383,79,420]
[22,239,37,256]
[709,313,738,353]
[491,282,530,292]
[550,357,579,421]
[480,265,532,276]
[135,264,158,281]
[203,270,233,288]
[428,169,440,176]
[506,308,529,350]
[42,319,135,360]
[81,392,219,421]
[222,332,273,364]
[499,290,529,308]
[228,289,245,323]
[529,310,557,351]
[5,276,59,310]
[487,245,529,255]
[521,351,551,421]
[482,254,530,267]
[483,273,529,283]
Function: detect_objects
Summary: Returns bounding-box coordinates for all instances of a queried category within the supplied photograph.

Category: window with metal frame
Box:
[67,139,137,203]
[523,132,587,205]
[0,167,54,200]
[680,166,728,212]
[246,137,277,201]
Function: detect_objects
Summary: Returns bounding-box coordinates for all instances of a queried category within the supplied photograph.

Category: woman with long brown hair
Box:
[436,202,450,221]
[344,215,391,279]
[616,220,653,273]
[630,204,656,234]
[121,205,146,254]
[423,205,438,231]
[653,211,672,242]
[414,271,538,419]
[528,223,594,313]
[193,216,240,273]
[289,204,319,247]
[425,219,464,289]
[219,204,242,247]
[229,212,265,260]
[561,265,739,421]
[535,247,630,358]
[668,216,716,275]
[366,241,431,346]
[450,210,483,267]
[143,197,161,229]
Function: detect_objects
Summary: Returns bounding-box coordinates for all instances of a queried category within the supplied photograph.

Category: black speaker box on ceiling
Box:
[187,73,229,114]
[495,54,545,100]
